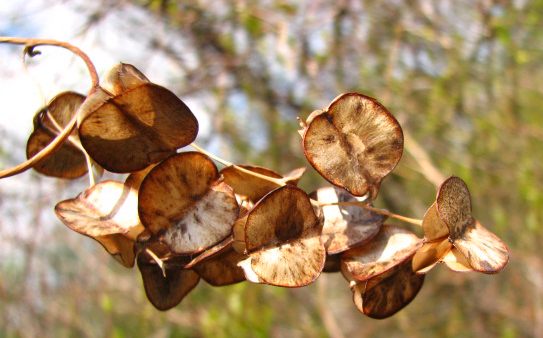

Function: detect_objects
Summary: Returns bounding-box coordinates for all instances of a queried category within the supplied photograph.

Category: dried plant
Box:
[0,37,509,318]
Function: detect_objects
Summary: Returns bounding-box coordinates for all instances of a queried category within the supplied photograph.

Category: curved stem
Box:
[190,142,233,167]
[45,111,85,153]
[314,200,423,227]
[0,114,79,179]
[0,37,99,89]
[0,37,100,179]
[190,143,286,186]
[46,111,96,186]
[84,153,96,187]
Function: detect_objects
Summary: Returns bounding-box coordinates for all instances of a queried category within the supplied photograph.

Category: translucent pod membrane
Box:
[301,93,403,200]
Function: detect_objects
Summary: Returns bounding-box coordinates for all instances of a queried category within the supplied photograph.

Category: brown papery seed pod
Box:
[138,152,239,255]
[360,257,425,319]
[238,185,326,287]
[302,93,403,200]
[412,176,509,274]
[341,225,421,281]
[310,186,385,254]
[137,254,199,311]
[55,180,144,268]
[26,91,88,178]
[79,64,198,173]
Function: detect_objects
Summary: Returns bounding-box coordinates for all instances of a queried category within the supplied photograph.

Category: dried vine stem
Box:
[190,143,286,186]
[314,200,423,227]
[0,37,99,179]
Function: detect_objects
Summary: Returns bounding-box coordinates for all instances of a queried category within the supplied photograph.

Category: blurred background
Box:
[0,0,541,337]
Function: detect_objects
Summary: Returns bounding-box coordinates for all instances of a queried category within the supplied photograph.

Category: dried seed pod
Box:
[310,186,385,254]
[137,254,199,311]
[79,64,198,173]
[55,180,142,238]
[188,238,246,286]
[340,226,423,319]
[55,180,144,267]
[231,214,249,254]
[138,152,239,255]
[235,194,254,218]
[357,257,425,319]
[237,185,325,287]
[322,253,341,273]
[301,93,403,199]
[341,225,422,281]
[100,63,150,96]
[95,234,136,268]
[26,91,88,178]
[412,176,509,274]
[282,167,307,185]
[411,236,459,274]
[451,220,509,273]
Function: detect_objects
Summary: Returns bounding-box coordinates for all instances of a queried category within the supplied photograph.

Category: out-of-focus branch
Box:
[403,131,446,187]
[317,275,346,338]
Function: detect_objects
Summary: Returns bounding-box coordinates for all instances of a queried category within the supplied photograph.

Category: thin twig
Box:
[190,142,286,186]
[45,112,84,152]
[190,142,233,167]
[314,200,423,227]
[84,152,96,187]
